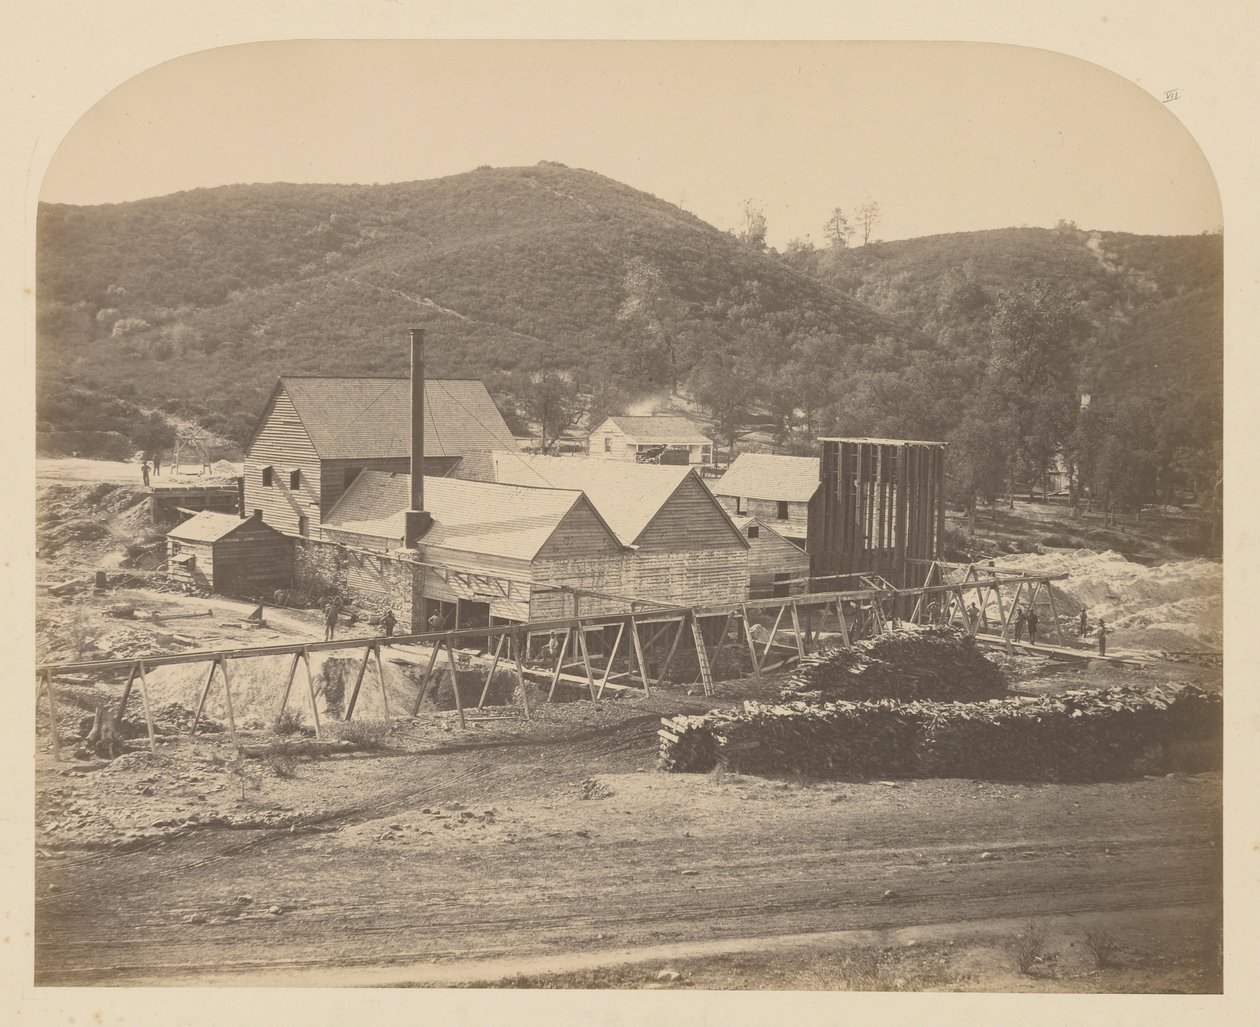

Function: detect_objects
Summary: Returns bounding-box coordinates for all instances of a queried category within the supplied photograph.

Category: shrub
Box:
[327,718,392,750]
[1082,927,1119,969]
[267,752,299,779]
[1007,922,1049,975]
[273,707,304,736]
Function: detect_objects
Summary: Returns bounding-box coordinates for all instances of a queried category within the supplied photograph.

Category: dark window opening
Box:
[748,524,760,539]
[289,469,301,490]
[777,500,789,520]
[261,466,273,487]
[735,497,744,514]
[772,571,791,598]
[298,515,309,537]
[253,508,263,520]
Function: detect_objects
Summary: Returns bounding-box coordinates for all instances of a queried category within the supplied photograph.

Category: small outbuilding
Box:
[166,511,293,596]
[731,515,812,598]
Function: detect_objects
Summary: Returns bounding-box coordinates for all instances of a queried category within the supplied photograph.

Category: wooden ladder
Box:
[690,615,714,697]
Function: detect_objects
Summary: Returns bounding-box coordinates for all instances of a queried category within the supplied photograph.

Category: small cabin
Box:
[589,416,714,465]
[712,453,822,549]
[166,511,293,595]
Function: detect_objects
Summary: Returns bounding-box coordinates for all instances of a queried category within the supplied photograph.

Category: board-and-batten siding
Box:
[623,475,748,605]
[635,475,745,552]
[243,390,322,536]
[167,541,214,590]
[209,530,293,595]
[746,528,811,597]
[717,494,811,541]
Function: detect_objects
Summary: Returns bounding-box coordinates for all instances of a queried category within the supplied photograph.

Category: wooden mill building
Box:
[320,471,631,630]
[166,511,292,596]
[242,375,516,539]
[730,515,812,598]
[455,453,749,607]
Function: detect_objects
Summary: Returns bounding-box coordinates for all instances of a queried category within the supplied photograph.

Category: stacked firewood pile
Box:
[659,685,1221,781]
[785,626,1007,704]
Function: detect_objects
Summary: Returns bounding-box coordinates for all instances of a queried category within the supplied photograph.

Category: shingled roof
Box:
[713,453,821,504]
[166,511,281,543]
[323,471,620,561]
[265,376,517,460]
[459,453,713,547]
[600,416,713,445]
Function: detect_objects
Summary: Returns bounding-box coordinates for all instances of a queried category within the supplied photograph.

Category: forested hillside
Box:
[36,164,1222,511]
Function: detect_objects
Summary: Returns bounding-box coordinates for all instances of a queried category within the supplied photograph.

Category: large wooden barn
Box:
[242,375,516,539]
[455,453,749,607]
[166,511,292,596]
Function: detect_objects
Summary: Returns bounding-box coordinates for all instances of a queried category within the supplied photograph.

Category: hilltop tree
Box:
[738,200,768,251]
[857,201,882,245]
[823,208,853,250]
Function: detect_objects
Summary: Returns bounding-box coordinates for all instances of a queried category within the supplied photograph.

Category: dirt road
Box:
[35,716,1221,988]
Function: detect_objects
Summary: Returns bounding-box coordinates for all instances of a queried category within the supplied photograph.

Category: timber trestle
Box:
[34,567,1071,752]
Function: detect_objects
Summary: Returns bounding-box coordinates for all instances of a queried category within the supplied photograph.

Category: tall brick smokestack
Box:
[403,327,432,546]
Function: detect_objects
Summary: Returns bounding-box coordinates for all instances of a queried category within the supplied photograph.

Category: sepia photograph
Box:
[10,9,1256,1022]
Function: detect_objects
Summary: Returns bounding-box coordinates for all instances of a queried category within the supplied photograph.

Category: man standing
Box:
[140,460,151,487]
[152,450,162,476]
[1012,607,1026,642]
[1097,618,1109,657]
[381,609,397,638]
[1027,608,1039,645]
[1079,607,1088,638]
[966,602,980,633]
[324,597,341,641]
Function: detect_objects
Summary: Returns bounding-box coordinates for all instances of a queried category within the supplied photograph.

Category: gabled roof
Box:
[713,453,821,504]
[322,470,621,562]
[256,376,517,460]
[167,511,279,543]
[599,415,713,445]
[461,453,706,547]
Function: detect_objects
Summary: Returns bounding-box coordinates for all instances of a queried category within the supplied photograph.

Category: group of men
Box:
[321,596,398,641]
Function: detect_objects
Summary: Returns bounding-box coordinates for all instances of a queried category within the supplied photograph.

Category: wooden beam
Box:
[477,633,508,709]
[372,644,391,722]
[301,648,322,739]
[190,658,218,736]
[116,662,138,719]
[37,671,63,762]
[546,629,571,703]
[344,643,374,721]
[218,657,241,754]
[789,602,806,661]
[411,643,442,716]
[740,604,762,682]
[275,651,301,728]
[705,610,736,683]
[574,622,598,701]
[1045,583,1067,648]
[443,636,467,729]
[657,617,687,690]
[510,630,532,721]
[629,615,652,697]
[135,661,157,752]
[596,621,626,700]
[760,603,787,662]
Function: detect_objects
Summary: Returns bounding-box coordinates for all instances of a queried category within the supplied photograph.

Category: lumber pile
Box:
[659,685,1221,782]
[785,626,1007,704]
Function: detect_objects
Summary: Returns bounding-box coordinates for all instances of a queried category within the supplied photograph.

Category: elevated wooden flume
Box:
[36,563,1080,759]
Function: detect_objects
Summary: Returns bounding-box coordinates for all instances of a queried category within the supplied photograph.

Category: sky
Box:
[39,40,1221,247]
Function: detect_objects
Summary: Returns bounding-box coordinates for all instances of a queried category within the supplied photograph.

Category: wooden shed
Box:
[731,515,811,598]
[166,511,293,596]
